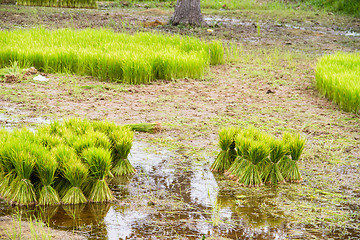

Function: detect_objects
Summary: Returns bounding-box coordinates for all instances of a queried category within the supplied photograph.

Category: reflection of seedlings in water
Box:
[36,205,60,224]
[109,175,133,200]
[62,204,86,227]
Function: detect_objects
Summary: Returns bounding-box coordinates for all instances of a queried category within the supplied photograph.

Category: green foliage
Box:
[0,118,137,205]
[210,127,238,172]
[16,0,97,9]
[214,126,306,187]
[0,28,225,84]
[316,52,360,113]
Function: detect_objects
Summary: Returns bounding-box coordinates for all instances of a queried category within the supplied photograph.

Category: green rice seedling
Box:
[33,147,60,205]
[91,120,119,135]
[280,133,305,183]
[37,132,63,150]
[63,118,92,136]
[316,52,360,113]
[51,144,78,198]
[0,28,225,84]
[9,144,37,205]
[61,159,89,204]
[224,135,252,180]
[262,139,286,185]
[125,123,162,133]
[82,147,114,202]
[210,127,238,172]
[109,128,136,176]
[16,0,98,8]
[0,139,17,199]
[237,141,269,187]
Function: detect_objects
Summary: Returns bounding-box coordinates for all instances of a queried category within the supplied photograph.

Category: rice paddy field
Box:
[0,0,360,239]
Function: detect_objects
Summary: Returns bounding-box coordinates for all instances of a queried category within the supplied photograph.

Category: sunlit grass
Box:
[0,28,225,84]
[316,52,360,114]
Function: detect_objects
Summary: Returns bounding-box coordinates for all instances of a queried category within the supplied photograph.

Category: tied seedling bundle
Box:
[212,126,306,187]
[0,118,141,206]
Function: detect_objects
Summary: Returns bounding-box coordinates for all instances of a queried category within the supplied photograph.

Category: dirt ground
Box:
[0,3,359,239]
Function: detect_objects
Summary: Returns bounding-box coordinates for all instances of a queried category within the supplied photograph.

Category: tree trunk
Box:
[170,0,204,26]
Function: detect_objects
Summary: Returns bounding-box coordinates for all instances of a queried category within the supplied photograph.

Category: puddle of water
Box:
[0,141,358,239]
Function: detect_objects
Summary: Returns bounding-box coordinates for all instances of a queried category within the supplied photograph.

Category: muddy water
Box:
[0,141,358,239]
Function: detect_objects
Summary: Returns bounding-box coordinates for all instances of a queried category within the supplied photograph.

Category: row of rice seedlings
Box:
[0,118,137,206]
[212,126,306,187]
[17,0,97,9]
[316,52,360,113]
[0,28,225,84]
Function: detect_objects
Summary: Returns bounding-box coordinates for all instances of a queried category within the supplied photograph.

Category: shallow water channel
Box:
[0,141,358,239]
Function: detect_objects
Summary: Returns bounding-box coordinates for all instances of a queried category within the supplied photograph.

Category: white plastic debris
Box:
[33,75,48,82]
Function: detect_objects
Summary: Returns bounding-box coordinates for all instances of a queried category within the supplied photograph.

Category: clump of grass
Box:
[262,139,286,185]
[82,147,114,202]
[215,126,306,187]
[33,147,60,206]
[109,129,136,176]
[0,28,226,84]
[210,127,238,172]
[61,159,88,205]
[279,133,305,183]
[316,52,360,113]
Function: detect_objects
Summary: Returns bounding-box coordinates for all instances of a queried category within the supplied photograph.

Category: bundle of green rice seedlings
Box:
[0,138,17,199]
[9,143,37,205]
[125,123,162,133]
[262,139,286,185]
[33,147,60,205]
[51,144,78,198]
[37,132,63,150]
[61,159,89,204]
[82,147,114,202]
[225,135,252,180]
[237,141,269,187]
[241,126,263,141]
[63,118,92,136]
[280,133,305,183]
[211,127,239,172]
[91,120,119,135]
[89,130,111,150]
[109,128,136,176]
[70,134,96,156]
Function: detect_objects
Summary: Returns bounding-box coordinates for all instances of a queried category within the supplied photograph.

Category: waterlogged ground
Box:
[0,2,360,240]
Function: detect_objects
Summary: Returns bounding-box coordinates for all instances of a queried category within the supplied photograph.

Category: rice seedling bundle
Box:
[214,126,306,187]
[210,127,238,172]
[0,28,225,84]
[16,0,97,9]
[316,52,360,113]
[82,147,114,202]
[0,118,138,206]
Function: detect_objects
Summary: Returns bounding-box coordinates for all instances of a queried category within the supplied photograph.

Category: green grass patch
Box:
[316,52,360,114]
[16,0,97,8]
[0,28,225,84]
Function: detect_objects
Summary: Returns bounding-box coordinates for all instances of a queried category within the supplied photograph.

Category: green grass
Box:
[0,28,225,84]
[17,0,97,8]
[316,52,360,114]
